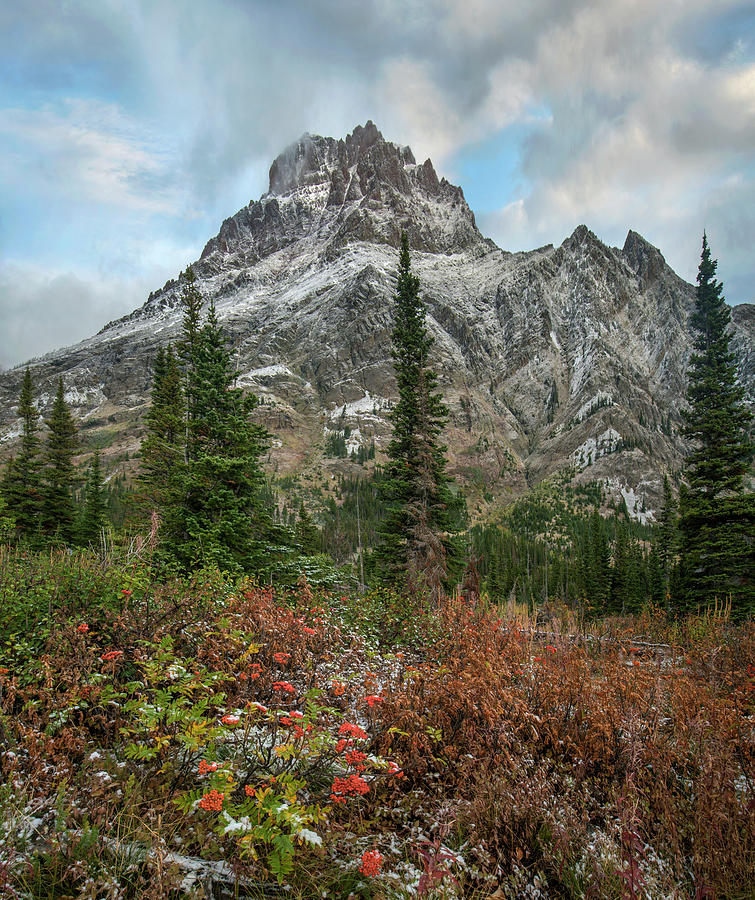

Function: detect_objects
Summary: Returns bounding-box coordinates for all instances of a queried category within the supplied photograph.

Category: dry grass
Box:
[0,566,753,898]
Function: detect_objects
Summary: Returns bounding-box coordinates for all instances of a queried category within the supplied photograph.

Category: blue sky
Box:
[1,0,753,366]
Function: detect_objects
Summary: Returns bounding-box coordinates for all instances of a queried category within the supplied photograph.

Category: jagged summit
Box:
[199,122,481,264]
[267,121,408,196]
[622,229,668,287]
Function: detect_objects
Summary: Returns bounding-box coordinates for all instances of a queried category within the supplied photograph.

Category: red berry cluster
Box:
[345,749,367,772]
[330,773,369,804]
[359,849,383,877]
[338,722,368,740]
[199,789,224,811]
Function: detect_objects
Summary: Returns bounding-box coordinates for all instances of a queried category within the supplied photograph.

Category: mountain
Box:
[1,121,753,520]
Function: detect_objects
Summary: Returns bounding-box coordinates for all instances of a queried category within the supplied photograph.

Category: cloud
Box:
[0,0,753,340]
[0,98,183,214]
[0,246,196,368]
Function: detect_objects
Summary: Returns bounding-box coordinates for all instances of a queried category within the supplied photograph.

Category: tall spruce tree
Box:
[177,266,203,464]
[4,368,43,540]
[78,451,107,546]
[656,474,677,600]
[678,235,754,614]
[166,299,271,574]
[376,233,460,599]
[295,502,320,556]
[140,345,184,517]
[42,378,78,542]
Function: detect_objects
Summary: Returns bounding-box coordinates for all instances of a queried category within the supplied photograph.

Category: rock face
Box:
[0,122,752,519]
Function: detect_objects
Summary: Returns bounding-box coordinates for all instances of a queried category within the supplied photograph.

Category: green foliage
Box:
[77,451,108,546]
[330,586,442,649]
[141,281,274,576]
[139,344,184,515]
[375,233,462,598]
[0,546,144,670]
[471,477,659,616]
[3,368,43,541]
[41,378,79,542]
[0,493,14,542]
[678,235,754,615]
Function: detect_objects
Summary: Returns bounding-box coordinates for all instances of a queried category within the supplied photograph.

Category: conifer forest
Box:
[0,235,753,899]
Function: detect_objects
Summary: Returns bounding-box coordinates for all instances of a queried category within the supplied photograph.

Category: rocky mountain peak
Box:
[198,122,481,265]
[267,120,415,198]
[622,229,667,287]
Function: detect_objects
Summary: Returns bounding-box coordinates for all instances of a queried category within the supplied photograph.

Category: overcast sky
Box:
[1,0,753,368]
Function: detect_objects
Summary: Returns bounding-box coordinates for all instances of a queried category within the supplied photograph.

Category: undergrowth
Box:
[0,549,753,898]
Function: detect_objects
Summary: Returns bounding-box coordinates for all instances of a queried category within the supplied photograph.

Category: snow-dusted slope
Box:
[1,122,752,516]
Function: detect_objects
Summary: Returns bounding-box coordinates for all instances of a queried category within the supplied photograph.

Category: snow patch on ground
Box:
[345,427,363,454]
[329,391,390,422]
[573,428,621,469]
[0,424,22,444]
[574,391,613,424]
[604,477,655,524]
[64,386,103,407]
[238,364,294,383]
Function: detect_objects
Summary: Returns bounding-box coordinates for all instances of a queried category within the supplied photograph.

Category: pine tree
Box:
[42,378,78,542]
[656,474,677,599]
[584,510,610,615]
[678,235,754,614]
[0,489,14,543]
[609,522,629,613]
[295,502,320,556]
[169,300,271,574]
[78,451,107,546]
[140,345,184,516]
[177,266,204,464]
[4,368,43,540]
[376,233,460,599]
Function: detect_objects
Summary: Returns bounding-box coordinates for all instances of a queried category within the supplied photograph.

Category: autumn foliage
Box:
[0,554,753,897]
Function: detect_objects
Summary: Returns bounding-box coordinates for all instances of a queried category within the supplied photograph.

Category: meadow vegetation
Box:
[0,547,752,899]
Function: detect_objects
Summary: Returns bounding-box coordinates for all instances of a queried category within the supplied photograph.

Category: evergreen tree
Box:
[656,474,677,599]
[78,451,107,546]
[376,233,460,599]
[168,300,271,574]
[583,510,610,614]
[140,345,184,516]
[4,368,43,540]
[609,522,629,613]
[295,502,320,555]
[42,378,78,541]
[678,235,754,614]
[648,545,665,606]
[0,489,15,543]
[177,266,204,463]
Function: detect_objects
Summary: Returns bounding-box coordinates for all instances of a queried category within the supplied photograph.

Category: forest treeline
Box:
[1,235,752,617]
